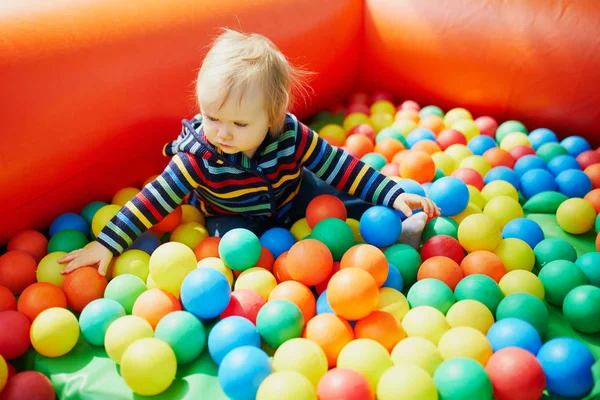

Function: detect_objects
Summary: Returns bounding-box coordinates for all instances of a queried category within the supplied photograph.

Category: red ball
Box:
[509,145,536,160]
[220,289,266,324]
[485,347,546,400]
[62,267,108,312]
[345,103,371,117]
[576,150,600,170]
[255,246,275,272]
[347,124,376,143]
[369,91,394,105]
[380,163,400,177]
[474,116,498,137]
[0,251,37,296]
[0,285,16,312]
[401,100,421,111]
[0,371,56,400]
[452,168,485,191]
[287,239,334,287]
[306,195,347,228]
[0,311,31,360]
[17,282,67,321]
[421,235,466,264]
[437,129,467,150]
[7,230,48,263]
[316,368,374,400]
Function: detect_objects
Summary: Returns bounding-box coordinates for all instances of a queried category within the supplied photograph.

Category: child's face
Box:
[198,80,270,158]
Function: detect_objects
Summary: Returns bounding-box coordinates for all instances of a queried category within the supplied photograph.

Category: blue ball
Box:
[486,318,542,355]
[208,316,261,365]
[316,290,334,314]
[396,178,427,196]
[529,128,558,150]
[547,154,581,176]
[467,135,497,156]
[428,177,469,217]
[537,337,595,398]
[260,227,296,259]
[556,169,593,198]
[79,298,126,346]
[514,155,548,177]
[382,263,403,291]
[127,231,161,254]
[520,169,557,199]
[560,136,591,157]
[502,218,544,249]
[218,346,272,400]
[407,128,436,148]
[49,212,89,237]
[360,206,402,248]
[181,268,231,319]
[484,166,520,190]
[421,182,432,196]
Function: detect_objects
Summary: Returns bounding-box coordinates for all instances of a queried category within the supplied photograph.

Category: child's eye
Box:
[235,122,248,127]
[205,115,218,122]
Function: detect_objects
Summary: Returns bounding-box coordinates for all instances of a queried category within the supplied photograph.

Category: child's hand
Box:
[58,241,113,276]
[393,193,441,218]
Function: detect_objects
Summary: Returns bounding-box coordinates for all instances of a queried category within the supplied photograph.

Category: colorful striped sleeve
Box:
[294,119,404,208]
[96,152,203,256]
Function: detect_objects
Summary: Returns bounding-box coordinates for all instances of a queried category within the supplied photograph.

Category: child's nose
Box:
[217,128,232,140]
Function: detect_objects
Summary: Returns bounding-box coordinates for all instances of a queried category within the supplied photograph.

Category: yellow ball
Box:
[343,113,371,132]
[467,185,486,209]
[36,252,67,287]
[391,337,443,376]
[113,249,150,281]
[0,355,7,392]
[371,100,396,116]
[401,306,450,345]
[437,327,493,366]
[450,203,482,225]
[181,204,205,225]
[499,270,545,300]
[170,222,209,249]
[105,315,154,364]
[500,132,531,151]
[256,371,316,400]
[290,218,312,240]
[445,300,495,334]
[459,155,492,177]
[377,287,410,322]
[149,242,196,295]
[393,119,417,136]
[30,307,79,358]
[92,204,121,237]
[121,338,177,396]
[458,214,502,252]
[337,339,393,392]
[481,181,519,202]
[345,218,364,242]
[371,112,395,132]
[377,365,438,400]
[444,108,473,128]
[452,119,480,142]
[272,338,328,387]
[319,124,346,142]
[146,273,158,290]
[197,257,233,287]
[432,152,457,176]
[445,144,473,165]
[494,238,535,272]
[483,196,524,229]
[112,187,140,206]
[234,267,277,300]
[556,198,596,234]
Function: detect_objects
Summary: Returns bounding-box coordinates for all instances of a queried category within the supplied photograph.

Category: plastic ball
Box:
[7,230,48,263]
[193,236,221,260]
[354,311,406,352]
[556,198,596,234]
[286,239,333,286]
[113,249,150,281]
[537,142,568,163]
[269,281,315,324]
[256,371,316,400]
[483,148,515,169]
[17,282,67,321]
[556,169,592,198]
[132,288,181,329]
[417,256,463,290]
[493,238,534,272]
[578,150,600,170]
[495,293,548,337]
[234,268,276,300]
[501,218,544,249]
[49,212,89,237]
[272,338,328,387]
[460,251,506,283]
[256,300,304,348]
[30,307,79,357]
[538,260,587,305]
[500,132,531,151]
[79,298,126,346]
[311,219,355,261]
[454,274,504,314]
[407,278,455,314]
[103,274,146,314]
[105,315,154,364]
[547,154,580,177]
[327,267,380,320]
[486,318,542,355]
[533,238,577,270]
[221,289,266,324]
[428,176,469,216]
[62,266,107,312]
[563,285,600,333]
[0,251,37,296]
[422,217,459,242]
[418,105,442,118]
[336,339,392,392]
[401,306,450,345]
[452,168,484,190]
[575,252,600,287]
[467,135,497,156]
[384,244,422,287]
[0,285,16,313]
[391,337,443,376]
[377,287,410,322]
[473,116,497,137]
[149,242,196,294]
[180,267,231,319]
[406,128,435,147]
[208,316,260,365]
[511,145,536,160]
[399,151,436,183]
[483,196,523,230]
[377,365,438,400]
[499,270,544,300]
[0,311,31,360]
[91,204,120,237]
[438,326,493,366]
[359,206,402,248]
[153,311,206,364]
[0,371,56,400]
[218,346,272,400]
[393,119,417,137]
[170,222,209,249]
[437,129,467,150]
[316,368,373,400]
[513,155,547,176]
[529,127,557,149]
[216,229,262,271]
[382,263,403,291]
[434,358,493,400]
[340,244,388,286]
[481,181,519,204]
[458,214,502,252]
[376,127,405,143]
[303,314,354,367]
[444,108,472,128]
[446,300,495,334]
[459,155,492,177]
[561,136,591,157]
[197,257,233,286]
[431,152,457,176]
[485,347,546,400]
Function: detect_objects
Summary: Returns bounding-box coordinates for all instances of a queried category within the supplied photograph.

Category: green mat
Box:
[25,214,600,399]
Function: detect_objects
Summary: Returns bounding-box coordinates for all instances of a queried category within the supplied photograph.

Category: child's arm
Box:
[58,152,203,275]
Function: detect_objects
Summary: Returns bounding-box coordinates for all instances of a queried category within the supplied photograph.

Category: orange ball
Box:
[17,282,67,321]
[395,108,420,123]
[584,189,600,214]
[417,256,464,291]
[327,268,379,320]
[315,262,341,295]
[272,251,293,283]
[460,250,507,283]
[341,244,389,287]
[375,138,405,162]
[7,230,48,263]
[391,150,409,165]
[0,285,17,312]
[286,239,333,286]
[345,134,375,159]
[306,195,347,228]
[132,288,181,329]
[380,163,400,177]
[483,148,515,169]
[62,267,108,312]
[411,140,441,155]
[151,206,182,233]
[0,251,38,295]
[399,150,436,183]
[303,313,354,367]
[584,164,600,189]
[268,281,316,324]
[194,236,221,260]
[418,115,445,135]
[354,311,407,352]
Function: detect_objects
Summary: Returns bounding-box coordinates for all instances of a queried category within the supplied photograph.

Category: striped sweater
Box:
[97,113,405,256]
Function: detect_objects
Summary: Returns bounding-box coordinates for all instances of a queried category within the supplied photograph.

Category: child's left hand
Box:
[393,193,441,218]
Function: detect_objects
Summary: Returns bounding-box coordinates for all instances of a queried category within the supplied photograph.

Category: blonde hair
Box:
[196,28,313,136]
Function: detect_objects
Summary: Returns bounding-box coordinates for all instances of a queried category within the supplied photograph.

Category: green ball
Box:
[423,217,459,242]
[47,229,88,253]
[434,358,493,400]
[575,252,600,287]
[376,127,408,146]
[496,120,528,144]
[496,293,549,337]
[563,285,600,333]
[454,274,504,314]
[104,274,147,314]
[361,152,387,171]
[533,238,577,273]
[434,168,445,181]
[384,244,422,289]
[538,260,587,306]
[407,278,455,314]
[155,311,206,364]
[218,228,262,271]
[419,105,444,118]
[311,218,355,261]
[79,298,126,346]
[596,214,600,233]
[81,201,108,226]
[536,142,568,163]
[256,300,304,348]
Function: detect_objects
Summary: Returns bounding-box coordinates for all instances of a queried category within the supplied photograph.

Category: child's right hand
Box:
[58,241,114,276]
